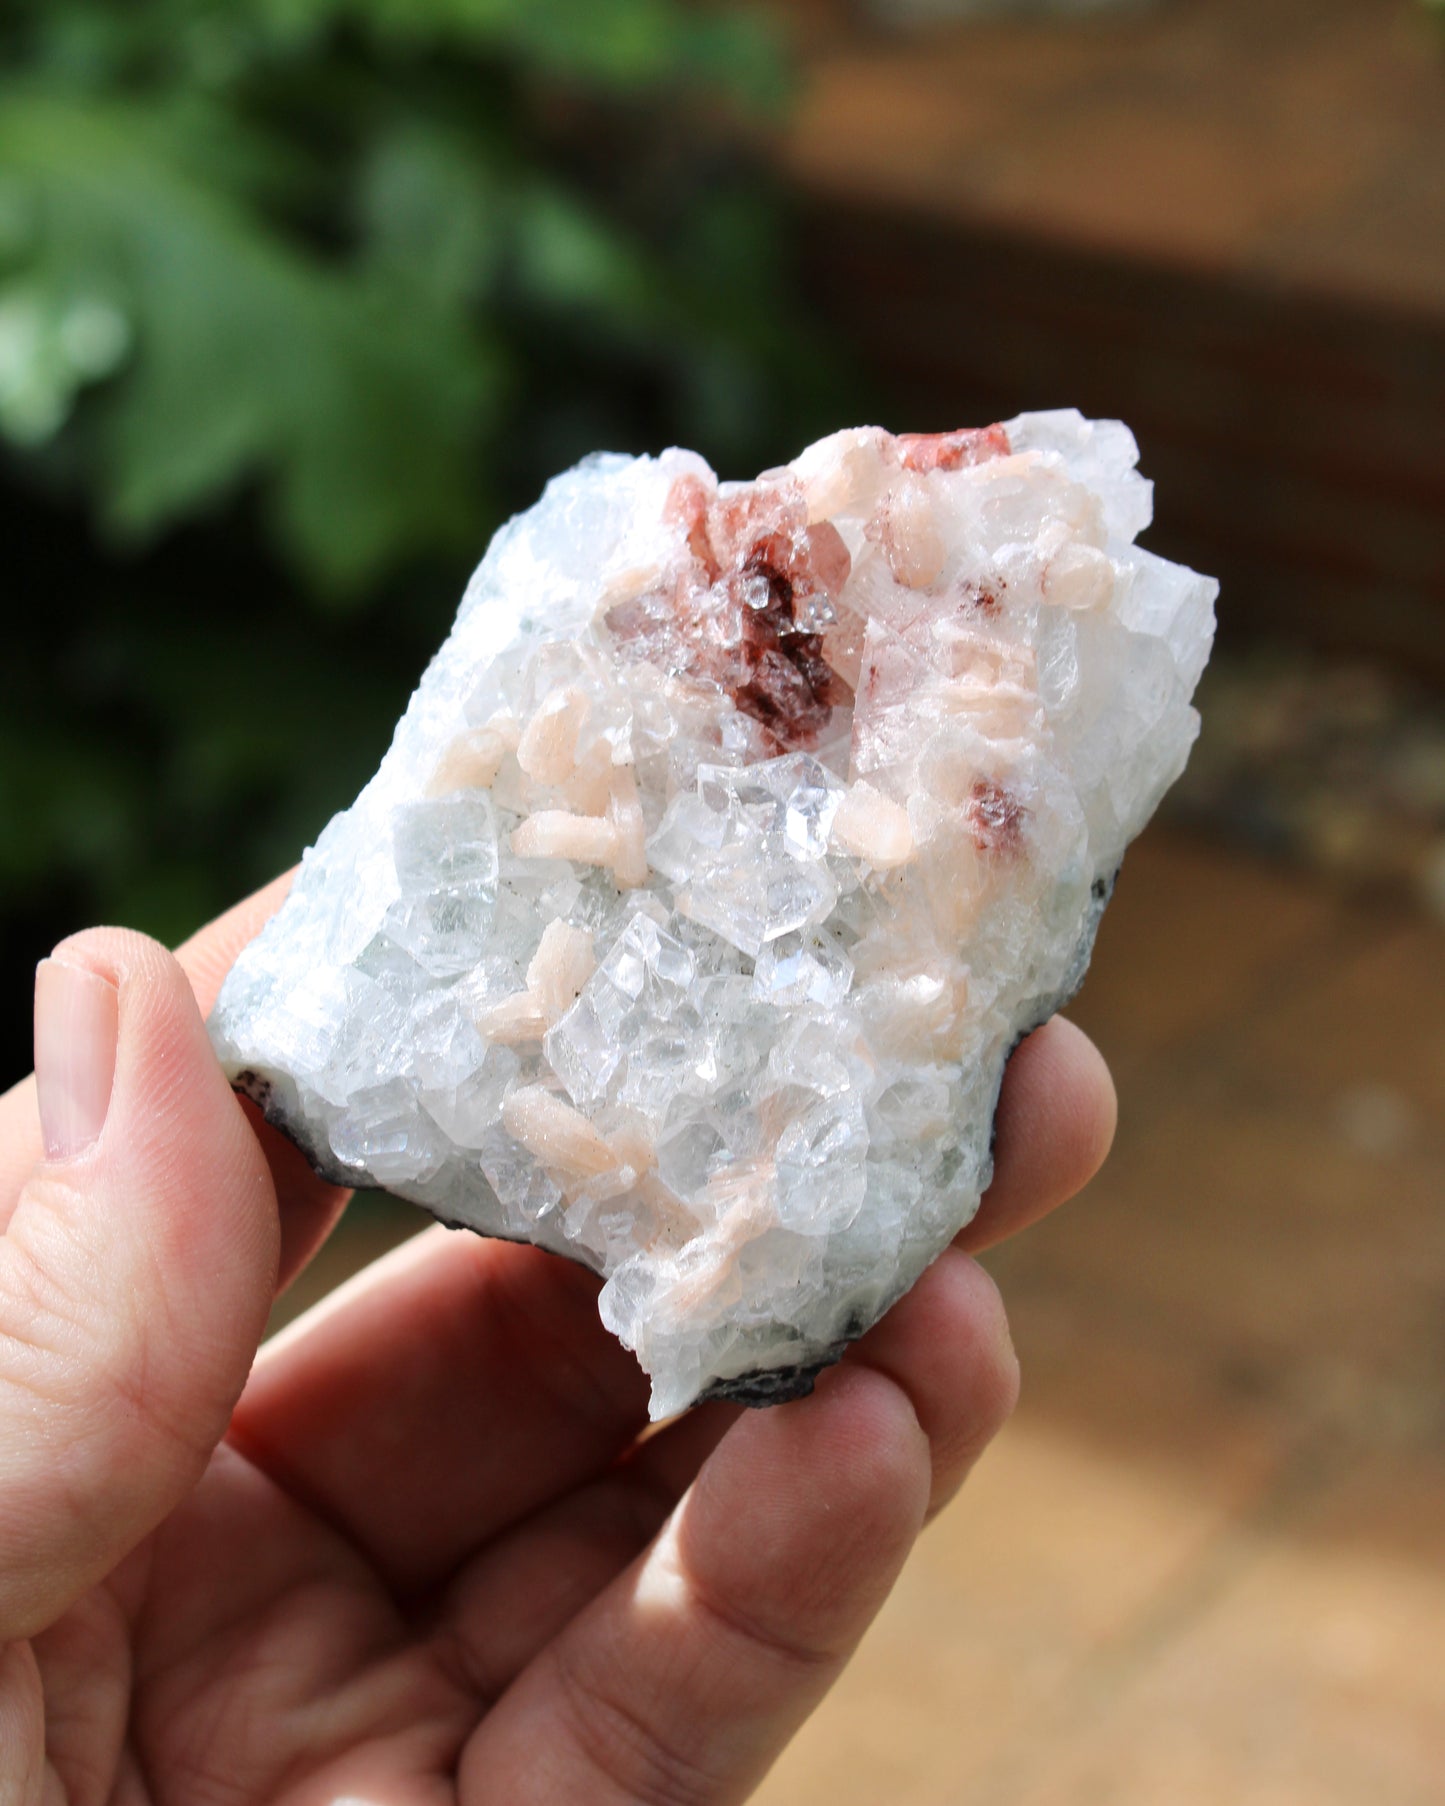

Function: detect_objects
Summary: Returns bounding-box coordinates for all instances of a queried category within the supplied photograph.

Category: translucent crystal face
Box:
[209,412,1216,1417]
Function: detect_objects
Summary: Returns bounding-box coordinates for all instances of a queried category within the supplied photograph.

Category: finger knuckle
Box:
[552,1638,720,1806]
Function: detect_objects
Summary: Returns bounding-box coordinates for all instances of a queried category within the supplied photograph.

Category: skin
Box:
[0,875,1116,1805]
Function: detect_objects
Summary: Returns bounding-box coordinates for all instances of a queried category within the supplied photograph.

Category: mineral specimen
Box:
[209,413,1216,1417]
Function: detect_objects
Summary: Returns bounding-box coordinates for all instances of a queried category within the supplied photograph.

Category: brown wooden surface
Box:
[767,0,1445,677]
[782,0,1445,322]
[271,827,1445,1804]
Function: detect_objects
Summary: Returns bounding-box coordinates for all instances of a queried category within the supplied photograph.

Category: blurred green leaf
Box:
[358,122,505,308]
[0,92,503,591]
[514,181,657,320]
[0,1,798,588]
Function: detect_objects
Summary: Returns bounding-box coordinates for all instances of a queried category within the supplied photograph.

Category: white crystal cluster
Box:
[210,413,1216,1417]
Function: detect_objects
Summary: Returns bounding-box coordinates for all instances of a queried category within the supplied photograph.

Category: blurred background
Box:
[4,0,1443,1798]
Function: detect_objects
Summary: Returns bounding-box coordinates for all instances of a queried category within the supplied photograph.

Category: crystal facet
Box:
[209,414,1217,1417]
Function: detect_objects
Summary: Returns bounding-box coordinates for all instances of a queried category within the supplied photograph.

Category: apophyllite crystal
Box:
[210,413,1216,1416]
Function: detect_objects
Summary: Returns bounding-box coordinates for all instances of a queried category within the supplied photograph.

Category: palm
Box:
[40,1450,474,1805]
[3,882,1114,1804]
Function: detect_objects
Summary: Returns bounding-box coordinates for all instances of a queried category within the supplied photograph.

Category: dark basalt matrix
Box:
[210,414,1216,1417]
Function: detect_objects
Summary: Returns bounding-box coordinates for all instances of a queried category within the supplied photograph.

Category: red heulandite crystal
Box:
[607,474,855,751]
[606,426,1013,752]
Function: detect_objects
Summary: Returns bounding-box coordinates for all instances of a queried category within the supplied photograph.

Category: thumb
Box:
[0,931,280,1641]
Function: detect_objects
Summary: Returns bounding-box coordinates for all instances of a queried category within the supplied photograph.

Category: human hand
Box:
[0,878,1114,1804]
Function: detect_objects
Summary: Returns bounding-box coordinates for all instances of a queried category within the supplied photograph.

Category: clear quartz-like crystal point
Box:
[209,414,1216,1418]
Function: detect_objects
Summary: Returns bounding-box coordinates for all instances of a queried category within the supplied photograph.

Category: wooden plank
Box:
[791,197,1445,672]
[783,0,1445,320]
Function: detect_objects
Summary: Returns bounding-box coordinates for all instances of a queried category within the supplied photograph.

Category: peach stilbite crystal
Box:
[209,413,1216,1417]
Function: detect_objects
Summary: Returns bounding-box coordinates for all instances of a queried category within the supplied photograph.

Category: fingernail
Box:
[35,958,119,1159]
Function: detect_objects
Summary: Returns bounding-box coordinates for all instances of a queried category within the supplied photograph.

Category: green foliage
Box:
[0,92,499,588]
[0,0,801,577]
[0,0,800,594]
[0,0,839,1081]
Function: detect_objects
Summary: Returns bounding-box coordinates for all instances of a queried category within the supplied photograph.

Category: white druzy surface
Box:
[210,413,1216,1417]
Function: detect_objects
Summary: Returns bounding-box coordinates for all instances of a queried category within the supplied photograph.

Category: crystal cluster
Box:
[209,414,1216,1417]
